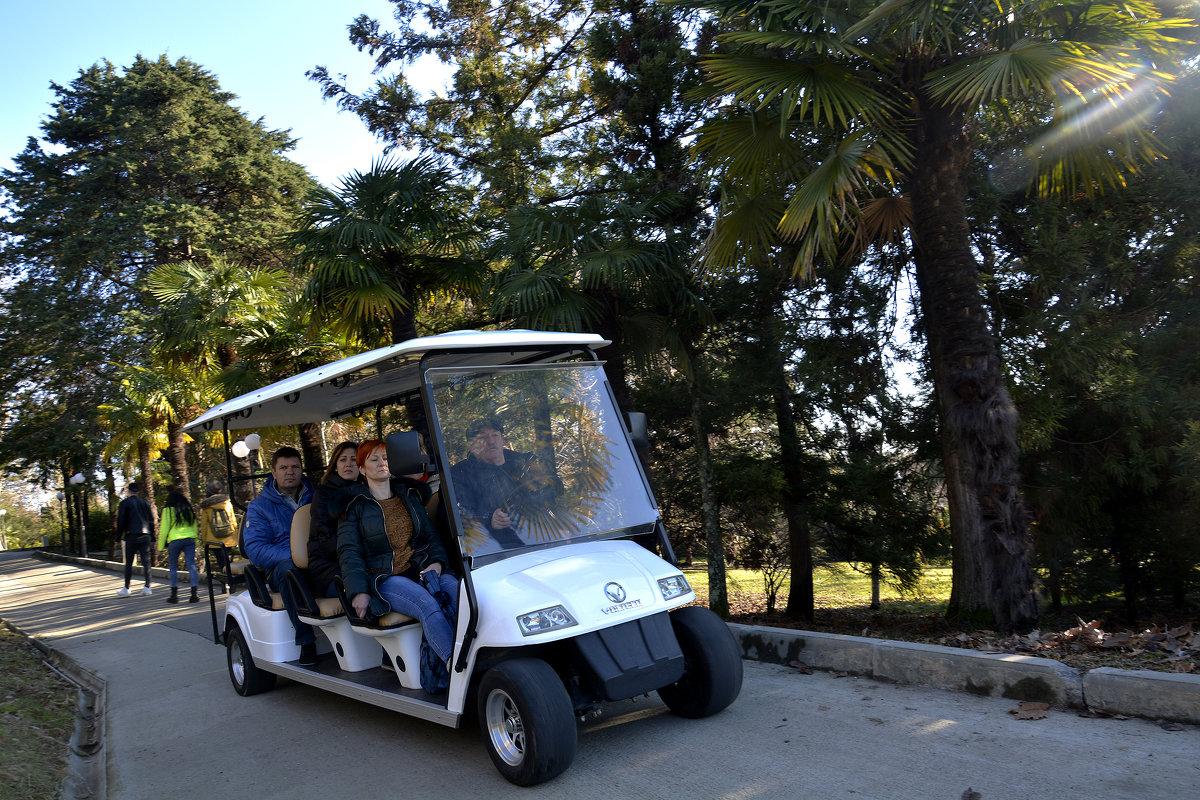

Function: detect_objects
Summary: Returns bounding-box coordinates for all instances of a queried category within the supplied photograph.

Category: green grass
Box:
[0,625,75,800]
[682,562,954,614]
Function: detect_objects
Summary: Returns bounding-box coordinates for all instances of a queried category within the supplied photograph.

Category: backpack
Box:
[208,506,236,540]
[419,637,450,694]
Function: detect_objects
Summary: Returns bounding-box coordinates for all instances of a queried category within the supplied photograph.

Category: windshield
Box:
[427,362,658,561]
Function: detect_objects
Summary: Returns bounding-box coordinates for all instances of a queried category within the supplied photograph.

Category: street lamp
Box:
[56,492,65,552]
[69,473,87,557]
[0,508,7,550]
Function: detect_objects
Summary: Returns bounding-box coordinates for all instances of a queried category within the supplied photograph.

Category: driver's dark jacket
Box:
[450,450,560,542]
[334,479,446,618]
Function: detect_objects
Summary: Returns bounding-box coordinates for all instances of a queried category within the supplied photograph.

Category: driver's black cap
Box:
[465,417,504,440]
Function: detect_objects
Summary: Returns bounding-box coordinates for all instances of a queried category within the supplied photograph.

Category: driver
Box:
[450,418,559,548]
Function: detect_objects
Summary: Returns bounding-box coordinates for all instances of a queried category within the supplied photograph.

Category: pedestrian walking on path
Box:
[158,488,200,603]
[115,481,154,597]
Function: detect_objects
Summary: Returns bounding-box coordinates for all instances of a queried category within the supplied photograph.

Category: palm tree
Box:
[684,0,1194,630]
[146,259,291,373]
[99,372,172,551]
[291,157,482,348]
[217,294,354,474]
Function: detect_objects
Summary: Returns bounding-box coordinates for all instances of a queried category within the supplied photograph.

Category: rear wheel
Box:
[477,658,576,786]
[657,605,743,718]
[227,624,276,697]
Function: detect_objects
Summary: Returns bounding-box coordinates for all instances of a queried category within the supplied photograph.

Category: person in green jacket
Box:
[158,489,200,604]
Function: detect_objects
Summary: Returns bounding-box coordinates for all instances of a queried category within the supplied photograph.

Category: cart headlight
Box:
[516,605,578,636]
[658,574,692,601]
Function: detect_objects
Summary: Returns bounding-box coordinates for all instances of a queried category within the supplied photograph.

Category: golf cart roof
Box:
[183,330,610,433]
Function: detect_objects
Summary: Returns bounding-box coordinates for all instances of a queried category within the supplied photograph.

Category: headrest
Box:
[386,431,431,477]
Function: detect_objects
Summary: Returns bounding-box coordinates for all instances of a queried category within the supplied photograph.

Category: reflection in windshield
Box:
[428,363,657,558]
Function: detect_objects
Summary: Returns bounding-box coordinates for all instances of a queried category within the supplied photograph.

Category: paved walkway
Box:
[2,551,1197,800]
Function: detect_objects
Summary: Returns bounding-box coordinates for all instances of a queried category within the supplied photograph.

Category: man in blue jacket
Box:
[243,446,317,664]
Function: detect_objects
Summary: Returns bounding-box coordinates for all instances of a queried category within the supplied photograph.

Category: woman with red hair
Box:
[336,439,459,665]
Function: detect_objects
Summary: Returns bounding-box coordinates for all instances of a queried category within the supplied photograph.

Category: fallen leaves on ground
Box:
[936,620,1198,673]
[1010,701,1050,720]
[718,589,1199,674]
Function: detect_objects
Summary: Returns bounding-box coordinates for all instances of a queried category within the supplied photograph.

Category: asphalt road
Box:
[1,552,1196,799]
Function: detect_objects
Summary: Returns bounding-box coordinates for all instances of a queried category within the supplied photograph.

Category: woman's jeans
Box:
[123,536,152,587]
[377,572,459,661]
[166,538,199,588]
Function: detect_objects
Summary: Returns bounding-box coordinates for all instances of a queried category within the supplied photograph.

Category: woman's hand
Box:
[351,592,370,617]
[421,562,443,578]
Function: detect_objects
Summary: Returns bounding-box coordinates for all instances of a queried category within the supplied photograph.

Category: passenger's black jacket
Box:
[306,474,359,595]
[335,478,444,618]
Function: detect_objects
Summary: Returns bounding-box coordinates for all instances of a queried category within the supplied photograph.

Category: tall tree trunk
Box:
[391,301,431,436]
[231,453,255,508]
[757,291,815,621]
[105,463,119,560]
[687,362,727,618]
[138,439,160,562]
[591,292,635,414]
[909,101,1036,632]
[297,423,326,484]
[165,419,190,500]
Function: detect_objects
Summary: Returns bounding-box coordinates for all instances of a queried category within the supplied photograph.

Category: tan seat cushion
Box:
[315,595,344,618]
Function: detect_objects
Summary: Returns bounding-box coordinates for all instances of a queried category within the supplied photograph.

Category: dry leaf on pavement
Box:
[1010,701,1050,720]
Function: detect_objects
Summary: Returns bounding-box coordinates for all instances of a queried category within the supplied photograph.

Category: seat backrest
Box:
[290,504,312,569]
[386,430,431,476]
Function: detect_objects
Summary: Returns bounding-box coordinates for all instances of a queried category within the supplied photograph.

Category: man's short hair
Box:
[127,481,141,494]
[466,417,504,440]
[270,446,302,468]
[205,478,225,496]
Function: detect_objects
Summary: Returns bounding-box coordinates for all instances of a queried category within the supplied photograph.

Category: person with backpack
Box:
[158,488,200,604]
[197,478,238,571]
[115,481,155,597]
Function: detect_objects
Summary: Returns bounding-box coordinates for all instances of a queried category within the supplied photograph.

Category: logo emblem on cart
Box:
[604,582,627,603]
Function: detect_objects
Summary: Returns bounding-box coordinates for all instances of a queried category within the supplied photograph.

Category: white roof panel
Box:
[183,329,610,433]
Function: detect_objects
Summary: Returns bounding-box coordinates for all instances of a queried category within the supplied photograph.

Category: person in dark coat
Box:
[336,439,457,662]
[115,481,155,597]
[307,441,360,597]
[449,417,560,548]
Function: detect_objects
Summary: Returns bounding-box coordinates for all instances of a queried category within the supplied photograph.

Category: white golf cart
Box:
[184,330,742,786]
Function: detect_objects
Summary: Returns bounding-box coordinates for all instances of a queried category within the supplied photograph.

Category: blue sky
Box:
[1,0,442,187]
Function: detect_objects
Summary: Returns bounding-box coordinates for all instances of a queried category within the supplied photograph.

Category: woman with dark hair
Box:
[157,489,200,604]
[307,441,360,597]
[337,439,458,666]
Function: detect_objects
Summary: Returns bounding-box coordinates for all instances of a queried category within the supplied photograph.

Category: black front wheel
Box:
[477,658,577,786]
[226,624,276,697]
[657,605,743,718]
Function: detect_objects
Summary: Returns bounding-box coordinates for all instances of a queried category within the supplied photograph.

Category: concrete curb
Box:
[1083,667,1200,721]
[5,620,107,800]
[731,622,1199,723]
